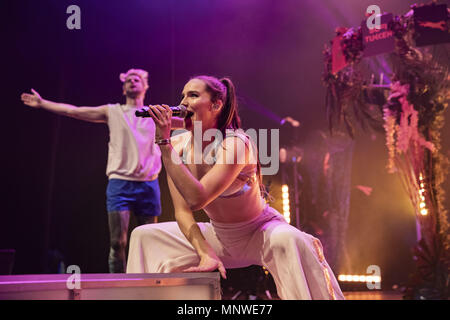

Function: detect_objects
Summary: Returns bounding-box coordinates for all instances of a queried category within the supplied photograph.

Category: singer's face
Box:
[123,74,146,98]
[180,79,218,131]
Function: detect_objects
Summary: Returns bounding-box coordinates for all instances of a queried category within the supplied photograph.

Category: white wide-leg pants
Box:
[126,205,345,300]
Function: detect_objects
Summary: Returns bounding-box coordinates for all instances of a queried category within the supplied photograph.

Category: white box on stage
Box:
[0,272,221,300]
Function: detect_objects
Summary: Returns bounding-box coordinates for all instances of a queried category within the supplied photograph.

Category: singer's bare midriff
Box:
[170,131,265,223]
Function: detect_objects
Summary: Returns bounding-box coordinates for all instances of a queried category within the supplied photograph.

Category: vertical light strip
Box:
[282,184,291,223]
[418,173,428,216]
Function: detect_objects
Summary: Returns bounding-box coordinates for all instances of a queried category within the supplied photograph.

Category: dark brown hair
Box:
[192,75,266,196]
[191,75,241,136]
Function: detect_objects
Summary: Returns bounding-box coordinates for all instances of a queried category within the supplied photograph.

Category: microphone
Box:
[135,105,192,118]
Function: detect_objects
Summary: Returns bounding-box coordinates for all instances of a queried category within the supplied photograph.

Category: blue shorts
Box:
[106,179,162,217]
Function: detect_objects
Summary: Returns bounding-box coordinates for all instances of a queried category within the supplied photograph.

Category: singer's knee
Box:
[269,226,306,256]
[130,224,160,244]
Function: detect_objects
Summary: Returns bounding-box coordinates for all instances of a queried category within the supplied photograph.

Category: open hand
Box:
[183,254,227,279]
[21,89,43,108]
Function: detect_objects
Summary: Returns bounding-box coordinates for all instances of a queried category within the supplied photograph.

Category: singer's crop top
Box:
[180,130,258,199]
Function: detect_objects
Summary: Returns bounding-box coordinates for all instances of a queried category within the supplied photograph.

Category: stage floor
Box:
[220,290,404,300]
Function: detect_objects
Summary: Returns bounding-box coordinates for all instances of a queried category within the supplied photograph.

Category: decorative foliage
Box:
[322,3,450,299]
[323,28,384,138]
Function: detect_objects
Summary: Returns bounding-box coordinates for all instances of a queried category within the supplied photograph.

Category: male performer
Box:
[21,68,162,273]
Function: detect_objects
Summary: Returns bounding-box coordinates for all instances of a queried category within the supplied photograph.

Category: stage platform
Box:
[0,273,404,300]
[0,273,221,300]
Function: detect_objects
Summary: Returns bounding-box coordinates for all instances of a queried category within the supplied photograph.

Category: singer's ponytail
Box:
[217,77,241,135]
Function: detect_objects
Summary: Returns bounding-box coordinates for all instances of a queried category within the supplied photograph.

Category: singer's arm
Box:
[21,89,108,123]
[160,135,248,211]
[163,133,226,278]
[166,172,227,278]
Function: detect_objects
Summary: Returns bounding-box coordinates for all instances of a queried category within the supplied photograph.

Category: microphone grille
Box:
[173,105,187,118]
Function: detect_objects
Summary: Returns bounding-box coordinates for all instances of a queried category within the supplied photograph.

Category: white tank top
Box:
[106,104,161,181]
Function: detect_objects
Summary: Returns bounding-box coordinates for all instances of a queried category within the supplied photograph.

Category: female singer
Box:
[126,75,344,300]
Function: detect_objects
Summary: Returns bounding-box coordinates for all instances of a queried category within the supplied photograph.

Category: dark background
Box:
[1,0,448,289]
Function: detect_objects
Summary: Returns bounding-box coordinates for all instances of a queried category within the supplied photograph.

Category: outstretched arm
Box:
[21,89,108,123]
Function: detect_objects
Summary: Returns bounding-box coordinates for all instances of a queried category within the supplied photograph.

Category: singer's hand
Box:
[183,253,227,279]
[147,104,172,140]
[21,89,43,108]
